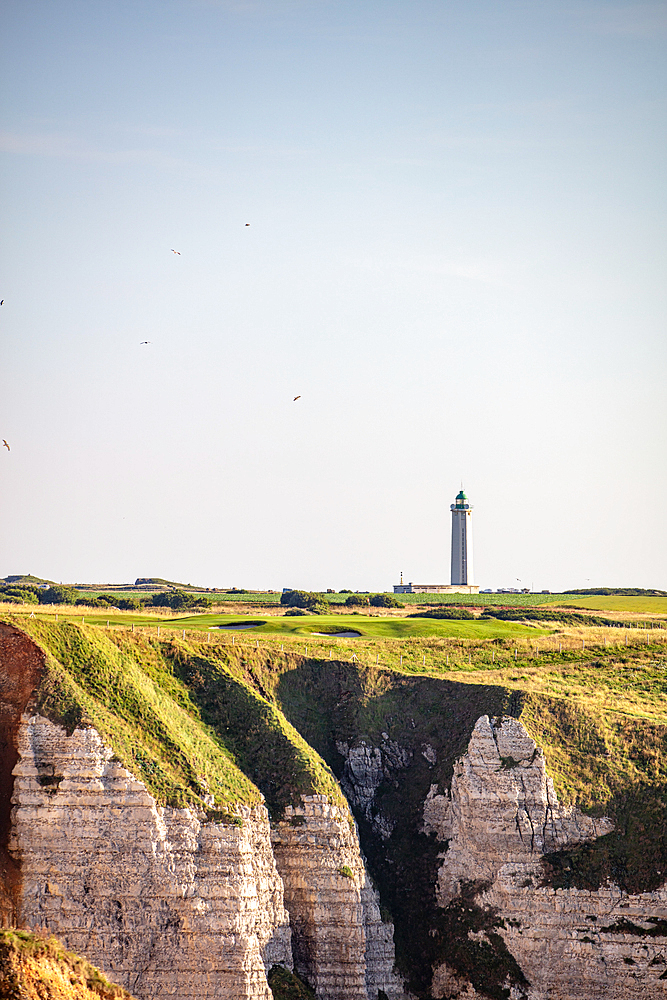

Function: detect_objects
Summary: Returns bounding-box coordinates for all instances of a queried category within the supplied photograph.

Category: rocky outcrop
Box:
[0,623,44,925]
[423,716,667,999]
[8,713,292,1000]
[271,795,406,1000]
[336,738,412,840]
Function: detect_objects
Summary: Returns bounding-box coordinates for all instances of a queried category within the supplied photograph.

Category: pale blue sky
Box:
[1,0,665,591]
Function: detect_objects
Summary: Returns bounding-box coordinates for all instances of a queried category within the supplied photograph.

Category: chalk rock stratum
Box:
[423,715,667,1000]
[7,713,407,1000]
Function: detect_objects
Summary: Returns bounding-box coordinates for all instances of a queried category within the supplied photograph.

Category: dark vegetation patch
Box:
[542,785,667,895]
[599,917,667,937]
[427,881,530,1000]
[409,608,476,620]
[280,591,330,614]
[369,594,403,608]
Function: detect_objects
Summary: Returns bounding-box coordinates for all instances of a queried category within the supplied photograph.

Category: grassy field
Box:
[7,604,667,674]
[555,595,667,615]
[158,612,548,641]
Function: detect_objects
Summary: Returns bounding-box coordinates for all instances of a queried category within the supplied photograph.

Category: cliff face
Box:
[9,712,292,1000]
[6,711,407,1000]
[271,795,404,1000]
[337,715,667,1000]
[423,715,667,1000]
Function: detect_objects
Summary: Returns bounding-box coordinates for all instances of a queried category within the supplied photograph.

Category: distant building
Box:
[393,582,479,595]
[394,489,480,595]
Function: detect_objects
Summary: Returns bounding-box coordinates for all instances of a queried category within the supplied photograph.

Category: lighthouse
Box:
[450,489,474,586]
[393,488,479,595]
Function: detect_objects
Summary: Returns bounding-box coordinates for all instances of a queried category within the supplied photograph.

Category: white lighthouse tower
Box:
[450,488,474,586]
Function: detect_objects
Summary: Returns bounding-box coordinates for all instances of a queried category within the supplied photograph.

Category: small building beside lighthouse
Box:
[393,487,479,595]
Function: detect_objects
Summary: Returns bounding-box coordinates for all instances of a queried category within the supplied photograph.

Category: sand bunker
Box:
[311,630,361,638]
[212,621,266,630]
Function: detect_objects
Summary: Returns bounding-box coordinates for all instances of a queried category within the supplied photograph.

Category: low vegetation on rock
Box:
[0,929,135,1000]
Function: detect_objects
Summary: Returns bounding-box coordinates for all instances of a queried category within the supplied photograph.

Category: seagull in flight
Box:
[2,440,9,451]
[140,341,152,345]
[171,249,181,255]
[293,395,301,401]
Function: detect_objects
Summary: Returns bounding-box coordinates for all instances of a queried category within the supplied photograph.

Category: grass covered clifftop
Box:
[5,612,667,881]
[5,616,344,817]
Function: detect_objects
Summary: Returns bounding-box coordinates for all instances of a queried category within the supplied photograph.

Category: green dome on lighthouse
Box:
[455,489,467,501]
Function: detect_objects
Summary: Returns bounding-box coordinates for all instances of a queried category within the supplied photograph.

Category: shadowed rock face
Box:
[0,623,44,924]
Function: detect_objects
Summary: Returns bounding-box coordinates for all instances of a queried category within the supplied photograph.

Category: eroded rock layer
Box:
[271,795,405,1000]
[9,714,292,1000]
[424,716,667,999]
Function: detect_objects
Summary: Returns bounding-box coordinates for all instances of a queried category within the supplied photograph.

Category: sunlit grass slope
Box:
[0,929,135,999]
[9,616,344,816]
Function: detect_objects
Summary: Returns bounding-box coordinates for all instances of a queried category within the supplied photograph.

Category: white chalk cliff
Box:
[422,716,667,999]
[7,713,407,1000]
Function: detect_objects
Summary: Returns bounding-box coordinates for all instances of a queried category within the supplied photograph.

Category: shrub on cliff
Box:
[267,965,316,999]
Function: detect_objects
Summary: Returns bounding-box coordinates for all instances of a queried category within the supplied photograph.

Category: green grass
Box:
[0,929,135,999]
[267,965,316,999]
[36,610,548,641]
[553,595,667,614]
[6,615,344,816]
[175,613,548,640]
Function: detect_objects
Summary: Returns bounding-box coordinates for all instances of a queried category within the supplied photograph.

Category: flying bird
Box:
[2,440,9,451]
[171,249,181,255]
[140,341,152,345]
[245,223,250,227]
[293,395,301,401]
[0,300,3,305]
